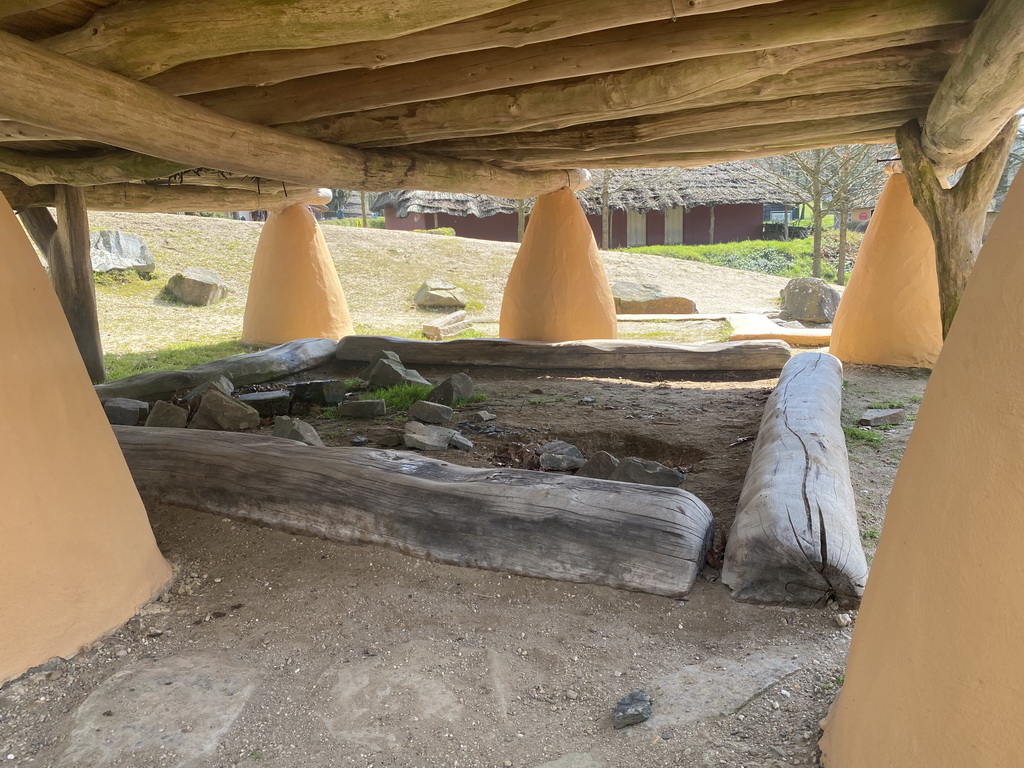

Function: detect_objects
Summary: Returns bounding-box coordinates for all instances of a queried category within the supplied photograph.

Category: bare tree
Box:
[829,144,893,285]
[585,168,689,249]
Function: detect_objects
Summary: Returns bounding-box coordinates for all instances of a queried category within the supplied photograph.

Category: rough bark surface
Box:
[115,428,715,598]
[721,352,868,608]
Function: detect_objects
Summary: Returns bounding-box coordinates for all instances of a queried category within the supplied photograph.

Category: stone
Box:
[424,373,475,406]
[235,390,291,417]
[144,400,189,428]
[89,230,154,274]
[414,279,468,309]
[164,267,229,306]
[859,408,906,427]
[779,277,841,323]
[356,350,402,380]
[835,612,853,628]
[470,410,497,422]
[612,689,653,729]
[409,400,454,425]
[540,453,585,470]
[539,440,585,460]
[378,432,404,447]
[339,399,386,417]
[182,375,233,403]
[272,416,324,447]
[351,436,369,446]
[610,457,685,487]
[292,379,342,404]
[404,422,456,451]
[102,397,149,426]
[367,358,432,388]
[449,433,474,451]
[612,281,697,314]
[575,450,620,480]
[187,390,260,431]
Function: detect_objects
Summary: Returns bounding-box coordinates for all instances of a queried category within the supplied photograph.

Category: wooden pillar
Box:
[709,205,716,245]
[16,206,57,254]
[49,185,105,383]
[896,117,1018,337]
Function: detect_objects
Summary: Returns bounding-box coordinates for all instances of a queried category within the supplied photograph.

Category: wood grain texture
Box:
[115,427,715,598]
[721,352,868,608]
[335,336,792,371]
[94,338,339,402]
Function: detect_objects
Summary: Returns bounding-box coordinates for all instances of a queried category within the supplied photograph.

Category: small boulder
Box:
[409,400,453,425]
[379,432,405,448]
[182,375,233,403]
[404,422,456,451]
[859,408,906,427]
[90,230,154,274]
[356,350,402,381]
[165,267,229,306]
[610,456,685,487]
[779,277,841,323]
[367,358,431,388]
[469,410,497,422]
[339,399,386,418]
[272,416,324,447]
[144,400,189,428]
[414,279,468,309]
[449,433,474,452]
[612,282,697,314]
[291,379,347,405]
[187,389,260,431]
[425,373,475,406]
[538,440,585,470]
[235,390,291,417]
[612,689,653,729]
[103,397,149,426]
[575,450,620,480]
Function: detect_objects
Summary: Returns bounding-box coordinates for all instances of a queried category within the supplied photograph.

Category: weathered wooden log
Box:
[94,338,338,402]
[115,427,715,597]
[336,335,792,371]
[721,352,868,608]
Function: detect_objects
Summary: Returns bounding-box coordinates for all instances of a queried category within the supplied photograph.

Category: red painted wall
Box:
[683,204,764,245]
[382,207,522,242]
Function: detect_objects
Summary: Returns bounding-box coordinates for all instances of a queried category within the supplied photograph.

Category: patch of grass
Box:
[844,425,883,448]
[861,527,881,543]
[320,406,339,419]
[528,397,548,405]
[343,377,365,390]
[360,382,433,411]
[104,339,254,381]
[910,394,924,404]
[866,400,905,409]
[93,269,154,287]
[456,392,488,406]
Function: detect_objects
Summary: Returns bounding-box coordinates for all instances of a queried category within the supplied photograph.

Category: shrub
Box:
[412,227,457,236]
[321,216,386,228]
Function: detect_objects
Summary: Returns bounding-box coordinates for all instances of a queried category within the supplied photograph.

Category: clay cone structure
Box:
[829,172,943,368]
[499,188,617,341]
[819,172,1024,765]
[241,203,353,345]
[0,193,171,683]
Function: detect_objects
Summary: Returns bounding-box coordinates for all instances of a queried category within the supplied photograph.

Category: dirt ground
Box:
[0,358,928,768]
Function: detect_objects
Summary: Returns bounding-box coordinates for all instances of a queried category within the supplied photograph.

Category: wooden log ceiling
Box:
[0,0,1020,208]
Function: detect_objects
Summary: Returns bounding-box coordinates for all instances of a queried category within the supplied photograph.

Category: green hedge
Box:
[322,216,386,228]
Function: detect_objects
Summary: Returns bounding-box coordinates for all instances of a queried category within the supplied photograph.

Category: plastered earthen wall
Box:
[0,194,171,683]
[819,168,1024,765]
[499,188,617,341]
[829,173,943,368]
[242,204,353,345]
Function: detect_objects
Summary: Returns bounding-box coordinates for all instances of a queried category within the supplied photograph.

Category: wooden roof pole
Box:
[922,0,1024,176]
[0,31,588,198]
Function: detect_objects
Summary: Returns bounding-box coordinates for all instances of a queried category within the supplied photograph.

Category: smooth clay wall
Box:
[0,194,171,683]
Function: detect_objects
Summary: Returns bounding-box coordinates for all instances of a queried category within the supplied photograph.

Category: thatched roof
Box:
[375,162,788,218]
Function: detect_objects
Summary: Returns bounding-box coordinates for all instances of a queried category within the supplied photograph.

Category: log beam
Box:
[922,0,1024,175]
[0,31,588,197]
[897,117,1019,337]
[0,148,192,186]
[40,0,526,79]
[49,185,105,383]
[192,0,979,127]
[16,205,56,254]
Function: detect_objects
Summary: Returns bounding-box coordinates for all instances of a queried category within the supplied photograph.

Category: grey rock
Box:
[575,450,620,479]
[351,436,369,446]
[272,416,324,447]
[779,277,841,323]
[165,267,229,306]
[610,456,685,487]
[367,358,431,388]
[414,279,468,309]
[540,453,585,470]
[612,281,697,314]
[539,440,584,460]
[182,375,234,403]
[409,400,453,424]
[235,390,291,417]
[859,408,906,427]
[404,422,456,451]
[449,433,474,451]
[339,399,386,418]
[187,390,260,431]
[612,689,653,729]
[424,373,475,406]
[103,397,149,426]
[90,230,154,274]
[321,380,349,405]
[379,432,404,448]
[292,379,346,404]
[144,400,189,428]
[356,350,402,380]
[470,410,497,422]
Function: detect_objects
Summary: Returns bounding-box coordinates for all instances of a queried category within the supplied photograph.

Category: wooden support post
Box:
[50,186,105,383]
[709,205,716,245]
[896,117,1019,337]
[15,207,56,256]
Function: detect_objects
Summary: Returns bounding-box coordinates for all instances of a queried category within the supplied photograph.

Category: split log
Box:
[721,352,868,608]
[727,314,832,347]
[423,310,471,341]
[336,335,792,371]
[115,427,715,598]
[94,338,338,402]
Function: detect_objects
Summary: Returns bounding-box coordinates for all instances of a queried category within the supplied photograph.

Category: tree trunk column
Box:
[49,185,105,383]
